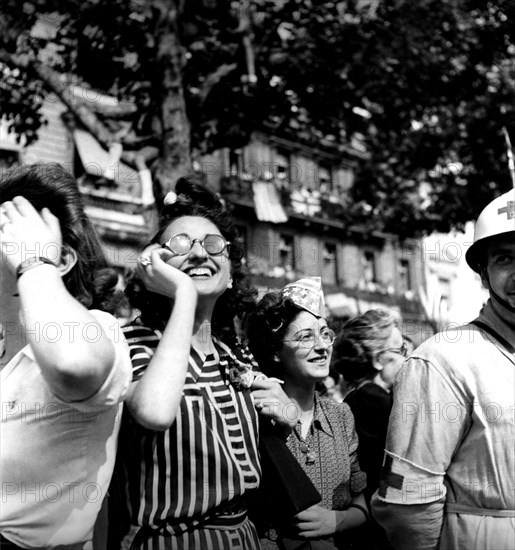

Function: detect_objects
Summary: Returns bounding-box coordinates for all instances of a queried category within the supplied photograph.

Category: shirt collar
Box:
[187,337,231,384]
[477,299,515,356]
[1,344,34,381]
[313,393,334,437]
[22,344,35,361]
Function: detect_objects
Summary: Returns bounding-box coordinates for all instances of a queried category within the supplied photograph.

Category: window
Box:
[398,259,412,292]
[318,165,333,193]
[229,149,243,177]
[362,251,377,284]
[279,233,295,270]
[234,224,248,265]
[275,149,291,186]
[322,242,338,285]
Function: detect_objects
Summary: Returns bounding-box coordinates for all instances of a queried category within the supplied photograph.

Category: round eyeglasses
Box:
[162,233,230,256]
[282,327,336,349]
[379,341,408,358]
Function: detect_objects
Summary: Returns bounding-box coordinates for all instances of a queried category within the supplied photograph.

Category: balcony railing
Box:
[221,174,350,224]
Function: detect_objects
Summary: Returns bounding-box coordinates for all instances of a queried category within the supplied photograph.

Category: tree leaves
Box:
[0,0,514,233]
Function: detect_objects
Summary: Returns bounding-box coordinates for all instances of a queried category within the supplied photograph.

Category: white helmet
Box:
[465,188,515,272]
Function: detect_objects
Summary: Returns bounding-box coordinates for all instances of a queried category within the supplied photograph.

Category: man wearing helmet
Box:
[371,190,515,550]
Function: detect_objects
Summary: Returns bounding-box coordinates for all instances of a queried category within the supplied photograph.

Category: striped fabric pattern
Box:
[134,516,262,550]
[121,325,262,549]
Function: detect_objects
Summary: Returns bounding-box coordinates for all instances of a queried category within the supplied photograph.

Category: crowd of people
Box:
[0,162,513,550]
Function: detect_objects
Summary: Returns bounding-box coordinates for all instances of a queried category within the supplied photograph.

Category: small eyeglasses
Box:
[162,233,230,256]
[379,341,408,358]
[283,327,336,349]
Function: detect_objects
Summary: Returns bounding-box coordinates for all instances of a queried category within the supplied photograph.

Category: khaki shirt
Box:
[373,301,515,550]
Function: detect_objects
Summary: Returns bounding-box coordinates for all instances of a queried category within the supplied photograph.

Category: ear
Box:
[272,351,281,363]
[372,357,384,372]
[227,277,233,289]
[479,266,489,290]
[57,245,78,277]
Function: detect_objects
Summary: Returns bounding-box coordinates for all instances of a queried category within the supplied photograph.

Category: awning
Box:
[252,181,288,223]
[73,128,139,188]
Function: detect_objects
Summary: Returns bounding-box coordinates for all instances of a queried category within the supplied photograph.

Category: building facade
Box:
[208,133,430,340]
[1,93,434,342]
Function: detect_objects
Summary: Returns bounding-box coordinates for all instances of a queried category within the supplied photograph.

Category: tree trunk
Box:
[152,0,192,195]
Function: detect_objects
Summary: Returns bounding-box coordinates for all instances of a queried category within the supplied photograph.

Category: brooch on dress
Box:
[223,353,263,391]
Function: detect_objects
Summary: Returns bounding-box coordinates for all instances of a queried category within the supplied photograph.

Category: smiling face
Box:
[481,234,515,308]
[160,216,232,304]
[278,311,334,386]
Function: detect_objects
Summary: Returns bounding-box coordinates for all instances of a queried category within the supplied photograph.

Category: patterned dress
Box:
[120,324,263,550]
[260,393,367,549]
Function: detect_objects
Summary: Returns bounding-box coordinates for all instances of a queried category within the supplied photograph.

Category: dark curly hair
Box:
[0,162,123,313]
[246,291,302,378]
[126,175,257,343]
[332,309,399,384]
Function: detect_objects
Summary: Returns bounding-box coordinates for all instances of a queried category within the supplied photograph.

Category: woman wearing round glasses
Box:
[332,309,407,549]
[247,278,368,550]
[118,177,293,549]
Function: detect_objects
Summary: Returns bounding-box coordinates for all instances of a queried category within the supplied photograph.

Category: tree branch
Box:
[199,63,237,102]
[0,50,143,169]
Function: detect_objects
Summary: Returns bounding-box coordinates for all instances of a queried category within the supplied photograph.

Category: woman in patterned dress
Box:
[247,277,368,550]
[118,176,293,550]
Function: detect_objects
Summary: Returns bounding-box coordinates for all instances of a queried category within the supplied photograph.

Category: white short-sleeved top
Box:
[0,310,132,549]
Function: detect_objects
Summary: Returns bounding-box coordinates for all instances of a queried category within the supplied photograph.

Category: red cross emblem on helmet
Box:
[498,200,515,220]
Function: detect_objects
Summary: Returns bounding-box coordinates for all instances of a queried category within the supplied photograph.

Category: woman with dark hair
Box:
[247,277,368,550]
[119,176,292,550]
[0,163,131,549]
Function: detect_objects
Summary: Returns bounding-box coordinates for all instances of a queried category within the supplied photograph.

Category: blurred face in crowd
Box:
[481,234,515,309]
[374,326,407,390]
[278,311,335,385]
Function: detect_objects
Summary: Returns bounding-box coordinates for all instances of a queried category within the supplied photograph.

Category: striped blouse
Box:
[121,324,262,536]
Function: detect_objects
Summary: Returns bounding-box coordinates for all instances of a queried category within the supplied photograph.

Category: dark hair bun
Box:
[174,175,222,211]
[91,267,130,317]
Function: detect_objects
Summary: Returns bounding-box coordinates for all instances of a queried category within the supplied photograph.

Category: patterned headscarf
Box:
[281,276,326,318]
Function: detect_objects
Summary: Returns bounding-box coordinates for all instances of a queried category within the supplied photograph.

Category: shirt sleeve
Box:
[340,402,367,496]
[54,310,132,412]
[372,355,470,547]
[121,323,161,381]
[371,495,445,550]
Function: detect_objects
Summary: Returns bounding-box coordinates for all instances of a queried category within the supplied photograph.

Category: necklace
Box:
[293,422,316,465]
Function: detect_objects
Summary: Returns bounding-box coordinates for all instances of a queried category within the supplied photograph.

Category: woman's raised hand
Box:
[136,244,196,300]
[0,196,63,273]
